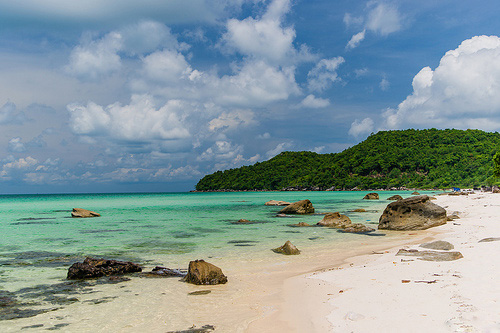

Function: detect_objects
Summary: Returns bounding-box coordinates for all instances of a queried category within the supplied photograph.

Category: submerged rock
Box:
[184,260,227,285]
[419,240,454,251]
[287,222,311,227]
[317,212,352,228]
[387,195,403,201]
[265,200,291,206]
[378,195,447,231]
[67,257,142,279]
[278,200,315,214]
[363,193,379,200]
[396,249,463,261]
[412,191,420,195]
[71,208,100,218]
[351,208,367,212]
[272,241,300,255]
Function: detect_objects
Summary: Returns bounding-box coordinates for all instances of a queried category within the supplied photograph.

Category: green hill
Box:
[195,129,500,191]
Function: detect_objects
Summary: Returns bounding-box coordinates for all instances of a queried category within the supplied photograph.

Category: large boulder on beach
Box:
[278,200,314,214]
[272,241,300,255]
[363,193,379,200]
[67,257,142,279]
[387,195,403,201]
[317,212,352,228]
[184,260,227,285]
[265,200,291,206]
[378,195,447,231]
[71,208,100,218]
[341,223,375,233]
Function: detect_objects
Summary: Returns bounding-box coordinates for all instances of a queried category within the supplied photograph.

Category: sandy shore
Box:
[264,192,500,333]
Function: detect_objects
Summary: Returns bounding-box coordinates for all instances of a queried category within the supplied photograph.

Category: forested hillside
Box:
[195,129,500,191]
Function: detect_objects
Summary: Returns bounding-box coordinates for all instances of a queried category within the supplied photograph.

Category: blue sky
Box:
[1,0,500,194]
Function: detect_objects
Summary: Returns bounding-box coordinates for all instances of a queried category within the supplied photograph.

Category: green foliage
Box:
[494,151,500,177]
[195,129,500,191]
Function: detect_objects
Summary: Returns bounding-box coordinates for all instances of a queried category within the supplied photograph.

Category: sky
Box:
[1,0,500,194]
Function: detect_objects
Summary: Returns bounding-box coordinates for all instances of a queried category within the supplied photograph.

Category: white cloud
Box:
[142,50,192,83]
[346,30,366,50]
[0,156,39,179]
[120,21,184,55]
[68,94,190,142]
[0,102,24,125]
[221,0,313,65]
[380,77,390,91]
[299,94,330,108]
[381,35,500,131]
[208,110,256,132]
[8,137,26,152]
[365,2,402,36]
[307,57,345,92]
[349,117,374,138]
[66,31,123,80]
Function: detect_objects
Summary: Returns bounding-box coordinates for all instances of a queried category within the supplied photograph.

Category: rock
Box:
[288,222,311,227]
[351,208,367,212]
[341,223,375,233]
[183,260,227,285]
[387,195,403,201]
[412,191,420,195]
[478,237,500,243]
[71,208,100,218]
[363,193,379,200]
[278,200,314,214]
[272,241,300,255]
[419,240,454,251]
[447,214,460,221]
[493,187,500,193]
[140,266,187,278]
[67,257,142,279]
[265,200,291,206]
[396,249,463,261]
[317,212,352,228]
[429,196,437,200]
[378,195,447,231]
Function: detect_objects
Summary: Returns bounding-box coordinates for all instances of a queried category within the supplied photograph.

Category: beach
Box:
[1,191,499,332]
[261,192,500,333]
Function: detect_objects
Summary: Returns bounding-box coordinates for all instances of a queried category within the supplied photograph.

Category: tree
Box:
[494,152,500,177]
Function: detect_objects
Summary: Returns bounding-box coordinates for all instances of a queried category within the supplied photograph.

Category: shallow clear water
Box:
[0,190,437,327]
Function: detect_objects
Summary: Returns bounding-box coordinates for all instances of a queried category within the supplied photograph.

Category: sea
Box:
[0,190,437,331]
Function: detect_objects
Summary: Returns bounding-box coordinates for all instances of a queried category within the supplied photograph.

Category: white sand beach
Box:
[263,192,500,333]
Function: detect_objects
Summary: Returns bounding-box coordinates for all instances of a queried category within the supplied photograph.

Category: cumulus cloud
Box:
[349,117,374,138]
[299,94,330,108]
[0,156,39,180]
[382,35,500,131]
[307,57,345,92]
[8,138,26,152]
[265,142,292,158]
[380,77,390,91]
[208,110,256,132]
[221,0,314,65]
[68,94,190,143]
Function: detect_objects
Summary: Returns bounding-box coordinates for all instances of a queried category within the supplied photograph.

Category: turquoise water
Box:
[0,190,436,324]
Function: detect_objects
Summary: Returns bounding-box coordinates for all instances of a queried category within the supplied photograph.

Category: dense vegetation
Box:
[196,129,500,191]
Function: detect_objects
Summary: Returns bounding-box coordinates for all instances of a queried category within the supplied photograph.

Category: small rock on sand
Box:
[272,240,300,255]
[396,249,463,261]
[419,240,454,251]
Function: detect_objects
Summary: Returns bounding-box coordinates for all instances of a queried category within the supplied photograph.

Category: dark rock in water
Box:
[71,208,100,218]
[387,195,403,201]
[420,240,454,250]
[317,212,352,228]
[363,193,379,200]
[67,257,142,280]
[231,219,265,224]
[478,237,500,243]
[236,219,251,223]
[378,195,447,231]
[188,290,211,296]
[351,208,367,212]
[227,240,258,244]
[412,191,420,195]
[341,223,375,233]
[184,260,227,285]
[140,266,187,278]
[278,200,314,214]
[287,222,311,227]
[396,249,463,261]
[265,200,291,206]
[272,240,300,255]
[167,325,215,333]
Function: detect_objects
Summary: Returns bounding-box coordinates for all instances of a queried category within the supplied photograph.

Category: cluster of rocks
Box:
[317,212,374,233]
[67,258,227,286]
